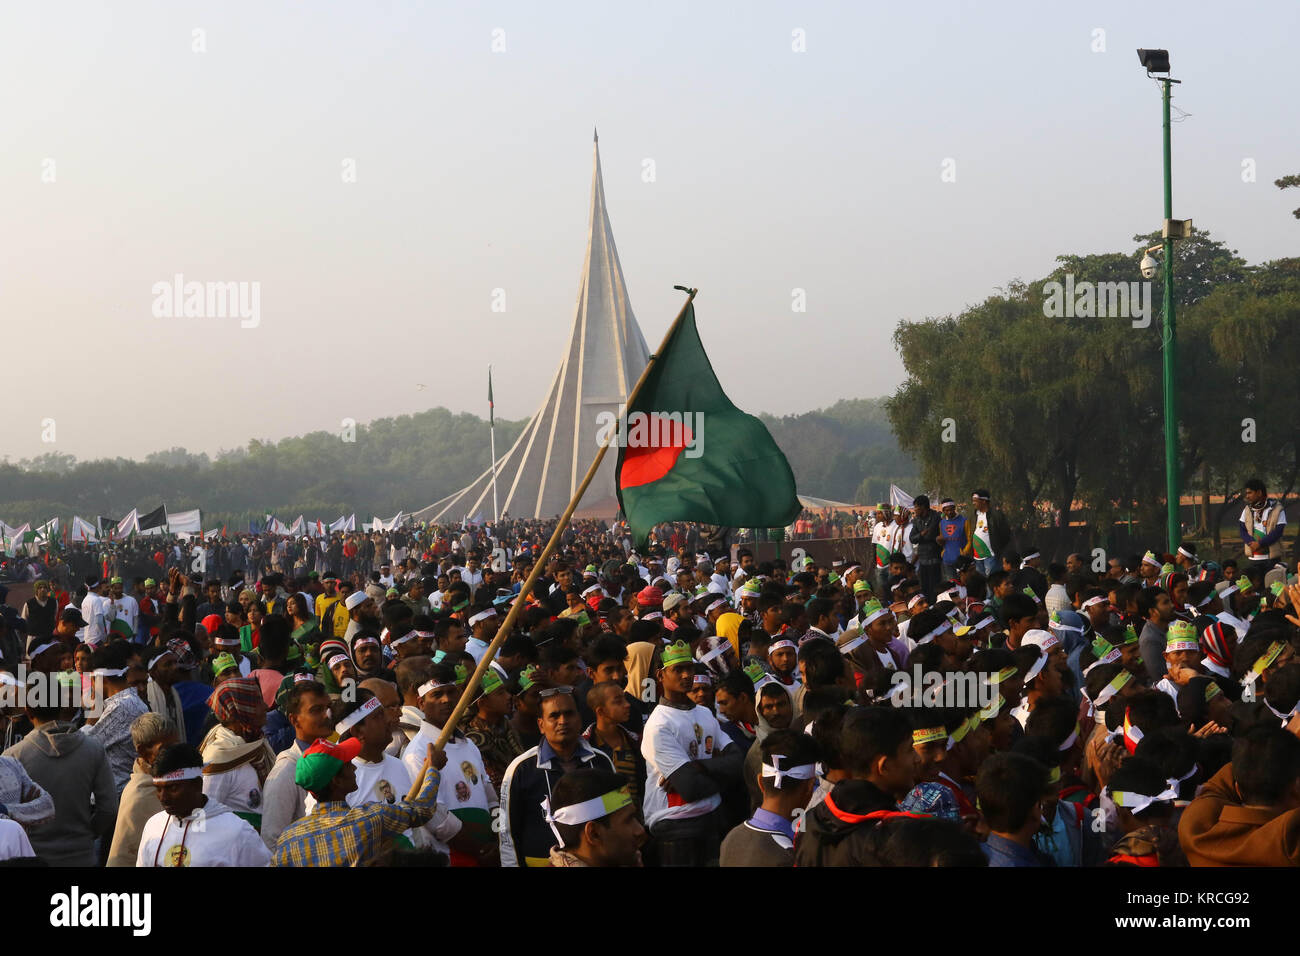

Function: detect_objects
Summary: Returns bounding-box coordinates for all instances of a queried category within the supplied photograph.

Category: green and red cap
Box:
[294,737,361,793]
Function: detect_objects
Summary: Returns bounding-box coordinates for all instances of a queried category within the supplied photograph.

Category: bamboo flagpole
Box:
[432,286,698,751]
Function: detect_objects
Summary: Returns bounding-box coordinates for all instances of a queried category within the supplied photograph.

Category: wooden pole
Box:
[433,287,698,749]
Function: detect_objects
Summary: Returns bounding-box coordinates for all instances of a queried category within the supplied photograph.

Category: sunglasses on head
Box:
[538,685,574,699]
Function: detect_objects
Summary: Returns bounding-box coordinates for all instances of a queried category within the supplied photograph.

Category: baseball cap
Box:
[60,608,89,628]
[294,737,362,793]
[662,592,687,613]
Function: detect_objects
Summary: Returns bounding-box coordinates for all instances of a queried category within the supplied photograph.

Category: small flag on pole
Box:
[488,367,495,427]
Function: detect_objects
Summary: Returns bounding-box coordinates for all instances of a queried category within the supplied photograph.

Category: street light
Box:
[1136,47,1186,554]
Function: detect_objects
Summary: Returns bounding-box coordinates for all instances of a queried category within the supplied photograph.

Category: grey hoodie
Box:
[743,713,779,812]
[3,720,118,866]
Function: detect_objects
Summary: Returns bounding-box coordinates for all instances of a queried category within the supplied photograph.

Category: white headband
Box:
[152,766,204,785]
[1103,783,1179,815]
[418,678,456,698]
[916,621,952,645]
[760,755,817,789]
[1080,595,1107,610]
[540,789,634,846]
[468,609,497,626]
[860,605,891,627]
[704,599,725,615]
[90,667,128,678]
[838,635,867,655]
[335,696,382,736]
[327,653,350,669]
[770,640,797,652]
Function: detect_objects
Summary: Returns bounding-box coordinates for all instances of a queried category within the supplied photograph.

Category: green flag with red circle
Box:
[615,303,799,545]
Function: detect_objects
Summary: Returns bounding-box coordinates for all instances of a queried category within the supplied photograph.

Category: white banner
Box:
[4,523,31,557]
[34,517,59,543]
[116,509,140,538]
[889,484,914,510]
[71,516,98,543]
[167,509,202,534]
[328,514,355,533]
[287,516,306,537]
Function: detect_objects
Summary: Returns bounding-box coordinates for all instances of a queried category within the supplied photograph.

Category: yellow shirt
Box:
[315,593,340,623]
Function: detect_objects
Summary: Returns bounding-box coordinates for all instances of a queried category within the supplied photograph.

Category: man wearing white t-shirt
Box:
[402,663,500,866]
[137,743,270,867]
[108,578,140,640]
[640,640,743,866]
[80,577,115,646]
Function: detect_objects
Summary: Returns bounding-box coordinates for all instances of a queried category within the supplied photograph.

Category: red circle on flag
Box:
[619,414,693,490]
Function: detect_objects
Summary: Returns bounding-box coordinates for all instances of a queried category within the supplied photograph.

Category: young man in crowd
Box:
[641,640,743,866]
[137,742,271,867]
[721,730,818,867]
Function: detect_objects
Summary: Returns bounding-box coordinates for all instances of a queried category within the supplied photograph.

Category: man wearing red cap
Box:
[636,586,664,621]
[273,738,446,866]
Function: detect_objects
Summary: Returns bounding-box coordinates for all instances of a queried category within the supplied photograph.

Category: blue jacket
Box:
[982,831,1049,867]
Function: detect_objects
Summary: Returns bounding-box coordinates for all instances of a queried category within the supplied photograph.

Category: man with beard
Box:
[342,590,379,648]
[20,580,57,646]
[352,634,394,682]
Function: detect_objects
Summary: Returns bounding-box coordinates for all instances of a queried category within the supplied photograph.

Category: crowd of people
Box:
[0,476,1298,868]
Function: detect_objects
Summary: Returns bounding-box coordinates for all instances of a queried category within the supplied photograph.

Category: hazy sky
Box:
[2,0,1296,463]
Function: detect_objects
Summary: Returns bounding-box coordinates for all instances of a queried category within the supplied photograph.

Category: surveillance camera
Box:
[1140,254,1159,280]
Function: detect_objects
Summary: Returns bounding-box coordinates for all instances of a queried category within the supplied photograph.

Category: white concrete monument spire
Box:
[415,134,651,522]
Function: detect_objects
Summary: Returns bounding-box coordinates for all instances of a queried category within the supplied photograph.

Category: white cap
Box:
[1021,628,1060,654]
[344,590,368,611]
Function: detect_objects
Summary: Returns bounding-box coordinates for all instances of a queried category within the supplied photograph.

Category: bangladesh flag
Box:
[615,303,799,545]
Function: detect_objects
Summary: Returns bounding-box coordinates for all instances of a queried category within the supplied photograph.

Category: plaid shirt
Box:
[272,766,440,867]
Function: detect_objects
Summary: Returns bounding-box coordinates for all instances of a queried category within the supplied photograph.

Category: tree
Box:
[1277,174,1300,220]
